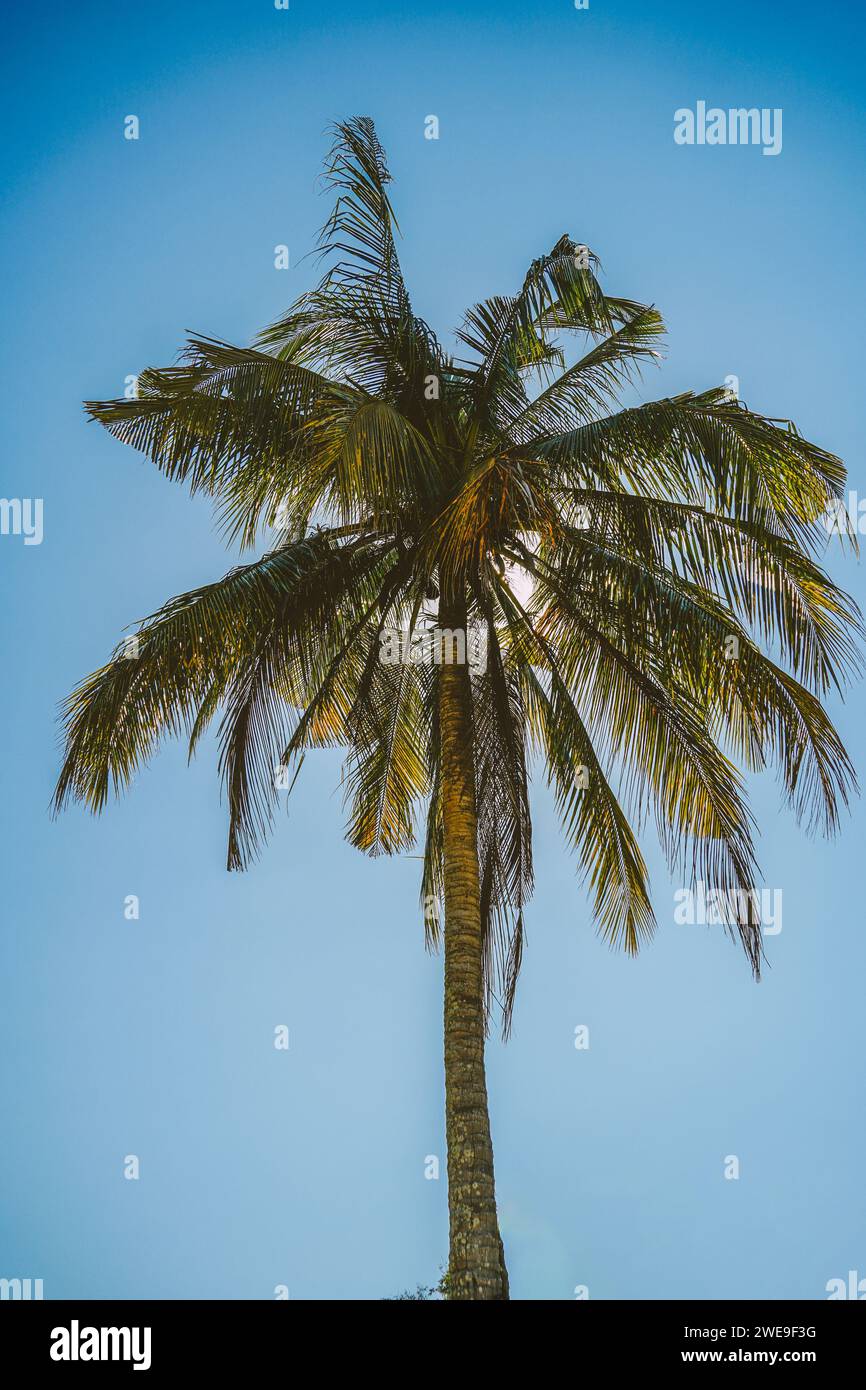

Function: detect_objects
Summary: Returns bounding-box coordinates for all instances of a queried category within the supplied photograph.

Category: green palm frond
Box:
[532,389,851,548]
[316,116,408,304]
[472,603,534,1032]
[343,646,433,856]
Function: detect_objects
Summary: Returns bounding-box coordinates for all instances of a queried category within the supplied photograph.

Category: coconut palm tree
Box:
[55,117,860,1301]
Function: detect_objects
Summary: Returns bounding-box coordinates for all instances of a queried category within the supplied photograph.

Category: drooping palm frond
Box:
[531,388,851,548]
[54,529,398,867]
[342,647,433,856]
[473,651,533,1032]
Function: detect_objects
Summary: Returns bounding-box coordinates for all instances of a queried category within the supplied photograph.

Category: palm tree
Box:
[55,117,860,1301]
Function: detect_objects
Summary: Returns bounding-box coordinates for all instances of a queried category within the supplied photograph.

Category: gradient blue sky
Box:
[2,0,865,1300]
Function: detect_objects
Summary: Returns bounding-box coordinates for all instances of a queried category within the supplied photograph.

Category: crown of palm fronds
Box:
[56,116,861,1033]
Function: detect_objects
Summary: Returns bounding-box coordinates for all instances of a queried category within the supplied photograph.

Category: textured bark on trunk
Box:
[438,596,509,1301]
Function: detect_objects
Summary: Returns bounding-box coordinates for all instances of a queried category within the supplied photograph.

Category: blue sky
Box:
[1,0,864,1299]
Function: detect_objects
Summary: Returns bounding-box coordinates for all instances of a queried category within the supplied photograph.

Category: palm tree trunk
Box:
[437,596,509,1300]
